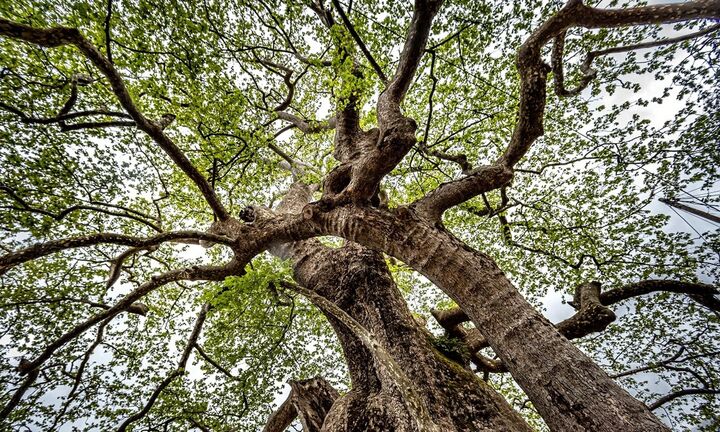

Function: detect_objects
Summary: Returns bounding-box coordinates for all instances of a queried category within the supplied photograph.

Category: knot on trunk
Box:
[323,164,353,197]
[558,281,617,339]
[200,217,245,248]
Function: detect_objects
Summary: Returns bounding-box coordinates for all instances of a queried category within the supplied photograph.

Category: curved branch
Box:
[648,388,719,411]
[58,119,136,131]
[106,245,159,288]
[0,260,238,419]
[556,281,616,340]
[0,183,163,233]
[0,296,148,316]
[0,18,230,220]
[275,111,336,134]
[415,2,720,222]
[553,23,720,96]
[599,280,719,312]
[14,261,238,377]
[193,343,239,381]
[432,279,718,364]
[117,303,210,432]
[262,388,297,432]
[499,0,720,168]
[0,102,132,125]
[262,377,339,432]
[411,164,513,222]
[281,281,441,431]
[0,230,233,276]
[611,347,720,379]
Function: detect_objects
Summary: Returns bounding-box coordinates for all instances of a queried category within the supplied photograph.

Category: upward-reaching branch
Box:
[331,0,388,83]
[282,281,441,432]
[262,377,338,432]
[0,18,231,220]
[378,0,443,123]
[432,279,719,364]
[413,0,720,222]
[320,0,444,204]
[499,0,720,168]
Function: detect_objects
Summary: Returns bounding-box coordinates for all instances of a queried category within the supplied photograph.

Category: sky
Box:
[2,1,719,430]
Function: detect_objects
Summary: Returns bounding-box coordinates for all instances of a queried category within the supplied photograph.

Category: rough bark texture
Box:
[263,377,339,432]
[308,204,671,431]
[270,184,530,431]
[293,244,531,432]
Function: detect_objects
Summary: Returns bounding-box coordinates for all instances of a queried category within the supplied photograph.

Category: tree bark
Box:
[308,204,671,431]
[270,184,530,431]
[291,243,531,431]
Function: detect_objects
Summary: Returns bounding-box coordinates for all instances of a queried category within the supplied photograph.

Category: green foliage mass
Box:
[0,0,718,430]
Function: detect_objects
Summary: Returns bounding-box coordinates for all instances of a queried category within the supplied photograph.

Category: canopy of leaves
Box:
[0,0,718,430]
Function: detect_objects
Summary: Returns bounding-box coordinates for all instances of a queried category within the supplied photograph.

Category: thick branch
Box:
[0,19,230,220]
[262,389,298,432]
[599,280,719,312]
[275,111,336,134]
[411,164,513,222]
[556,281,616,339]
[318,2,445,204]
[415,1,720,222]
[289,377,339,432]
[263,377,339,432]
[281,281,441,431]
[378,0,444,117]
[499,0,720,168]
[0,230,233,276]
[432,279,716,360]
[0,369,39,421]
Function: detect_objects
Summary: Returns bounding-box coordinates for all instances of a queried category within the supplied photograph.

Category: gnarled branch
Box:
[0,230,234,276]
[0,18,230,220]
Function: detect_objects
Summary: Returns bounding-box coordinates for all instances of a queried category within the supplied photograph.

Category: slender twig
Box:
[331,0,388,83]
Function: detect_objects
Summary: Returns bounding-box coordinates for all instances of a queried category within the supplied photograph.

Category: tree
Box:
[0,0,719,430]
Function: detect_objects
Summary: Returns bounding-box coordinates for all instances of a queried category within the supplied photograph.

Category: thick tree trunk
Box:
[266,182,530,432]
[309,205,670,432]
[291,243,531,431]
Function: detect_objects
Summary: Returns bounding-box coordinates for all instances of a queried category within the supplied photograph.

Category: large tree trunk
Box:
[288,241,531,431]
[268,183,530,430]
[308,205,670,432]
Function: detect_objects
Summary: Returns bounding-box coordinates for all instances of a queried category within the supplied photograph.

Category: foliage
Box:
[0,0,718,430]
[429,335,470,366]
